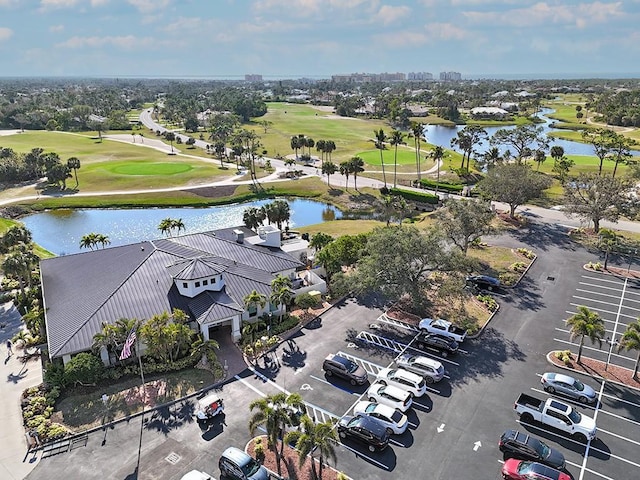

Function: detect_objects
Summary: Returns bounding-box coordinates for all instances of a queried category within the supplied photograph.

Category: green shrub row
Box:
[389,188,439,204]
[21,384,68,442]
[418,179,465,193]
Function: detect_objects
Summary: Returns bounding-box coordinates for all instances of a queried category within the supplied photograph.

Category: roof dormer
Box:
[166,257,226,298]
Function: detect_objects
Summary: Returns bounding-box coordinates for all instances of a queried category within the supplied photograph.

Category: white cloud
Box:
[373,31,428,47]
[56,35,154,49]
[0,27,13,41]
[49,24,65,33]
[462,1,624,28]
[254,0,376,17]
[127,0,171,13]
[373,5,410,25]
[39,0,108,9]
[426,22,469,40]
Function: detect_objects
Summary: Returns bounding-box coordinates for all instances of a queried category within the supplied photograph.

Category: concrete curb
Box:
[545,351,640,394]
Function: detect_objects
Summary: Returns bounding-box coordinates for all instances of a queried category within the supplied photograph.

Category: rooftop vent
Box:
[233,229,244,243]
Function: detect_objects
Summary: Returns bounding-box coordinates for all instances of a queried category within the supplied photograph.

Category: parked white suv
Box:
[376,367,427,397]
[367,382,413,412]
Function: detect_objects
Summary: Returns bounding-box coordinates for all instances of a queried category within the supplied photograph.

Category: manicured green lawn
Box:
[356,147,435,169]
[0,131,230,197]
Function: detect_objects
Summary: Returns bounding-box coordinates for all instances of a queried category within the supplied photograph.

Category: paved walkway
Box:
[0,301,43,480]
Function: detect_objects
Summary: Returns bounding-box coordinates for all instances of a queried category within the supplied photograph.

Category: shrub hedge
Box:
[389,188,439,204]
[418,179,465,193]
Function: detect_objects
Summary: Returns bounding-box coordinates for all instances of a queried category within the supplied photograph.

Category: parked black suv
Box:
[337,414,390,452]
[499,430,566,471]
[466,274,500,291]
[323,354,368,385]
[415,333,459,357]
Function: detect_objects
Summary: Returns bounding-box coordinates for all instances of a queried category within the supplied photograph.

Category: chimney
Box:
[233,229,244,243]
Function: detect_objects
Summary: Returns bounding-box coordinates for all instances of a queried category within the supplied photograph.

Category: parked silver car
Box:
[396,354,445,384]
[541,372,597,404]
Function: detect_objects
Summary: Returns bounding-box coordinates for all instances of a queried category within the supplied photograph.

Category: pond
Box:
[22,199,342,256]
[424,108,640,158]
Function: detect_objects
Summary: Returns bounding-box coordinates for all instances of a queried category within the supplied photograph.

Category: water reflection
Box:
[423,108,640,157]
[22,199,342,256]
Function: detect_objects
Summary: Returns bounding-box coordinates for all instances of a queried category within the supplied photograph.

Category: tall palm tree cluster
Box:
[242,200,291,232]
[92,309,219,368]
[158,217,186,237]
[567,305,640,378]
[1,225,44,346]
[79,232,111,250]
[0,147,80,189]
[248,392,337,480]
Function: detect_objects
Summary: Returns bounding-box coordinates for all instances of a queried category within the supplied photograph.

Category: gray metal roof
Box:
[41,227,303,359]
[166,257,227,280]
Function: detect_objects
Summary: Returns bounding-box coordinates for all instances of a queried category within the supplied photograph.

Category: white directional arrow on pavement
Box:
[437,424,445,433]
[300,384,313,391]
[473,441,482,451]
[347,343,357,348]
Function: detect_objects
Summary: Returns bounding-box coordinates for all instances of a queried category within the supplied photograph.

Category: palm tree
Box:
[598,228,620,270]
[66,157,81,187]
[322,161,338,188]
[430,145,446,195]
[270,287,292,323]
[389,129,405,188]
[171,218,186,236]
[243,206,266,231]
[242,319,266,344]
[271,274,293,293]
[325,140,336,162]
[158,218,173,237]
[309,232,334,252]
[349,156,365,190]
[373,128,388,188]
[165,132,176,153]
[2,250,37,295]
[550,145,564,162]
[339,161,351,189]
[1,225,32,252]
[248,393,306,477]
[190,335,220,367]
[618,320,640,379]
[315,140,326,165]
[79,232,99,250]
[566,306,605,363]
[284,416,337,480]
[410,121,425,182]
[290,135,302,158]
[244,289,267,317]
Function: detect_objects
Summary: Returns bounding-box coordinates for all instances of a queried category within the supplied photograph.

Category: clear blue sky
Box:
[1,0,639,79]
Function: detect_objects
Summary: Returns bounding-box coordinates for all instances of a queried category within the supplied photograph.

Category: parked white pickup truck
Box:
[418,318,467,343]
[514,393,597,443]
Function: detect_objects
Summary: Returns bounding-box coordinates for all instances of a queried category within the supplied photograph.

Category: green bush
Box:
[516,248,535,259]
[476,294,498,312]
[418,178,465,193]
[64,353,104,386]
[509,262,528,273]
[390,187,439,204]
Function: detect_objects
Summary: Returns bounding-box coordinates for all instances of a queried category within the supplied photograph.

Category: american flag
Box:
[119,329,137,360]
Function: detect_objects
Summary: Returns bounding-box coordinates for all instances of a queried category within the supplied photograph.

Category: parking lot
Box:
[26,261,640,480]
[545,270,640,480]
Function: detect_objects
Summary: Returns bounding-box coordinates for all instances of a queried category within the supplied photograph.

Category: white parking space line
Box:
[337,442,390,470]
[337,351,385,375]
[304,403,340,424]
[247,366,291,395]
[601,391,640,409]
[572,295,622,308]
[556,325,623,338]
[308,374,360,395]
[589,443,640,469]
[234,375,268,398]
[579,381,605,480]
[553,337,632,362]
[377,313,420,333]
[567,307,636,322]
[597,408,640,427]
[411,399,431,410]
[575,288,623,301]
[597,427,640,447]
[580,275,626,286]
[578,281,625,293]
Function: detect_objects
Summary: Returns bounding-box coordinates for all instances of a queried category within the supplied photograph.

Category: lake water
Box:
[22,199,342,256]
[424,108,640,157]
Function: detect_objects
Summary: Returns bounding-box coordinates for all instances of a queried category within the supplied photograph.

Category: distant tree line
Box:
[591,90,640,127]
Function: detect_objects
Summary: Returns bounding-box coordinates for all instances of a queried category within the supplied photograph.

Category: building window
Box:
[195,281,200,287]
[182,282,188,288]
[213,276,217,283]
[203,279,208,286]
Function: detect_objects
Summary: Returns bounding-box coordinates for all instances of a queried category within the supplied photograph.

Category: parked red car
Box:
[502,459,570,480]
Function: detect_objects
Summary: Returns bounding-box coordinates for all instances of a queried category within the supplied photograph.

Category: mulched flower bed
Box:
[247,436,346,480]
[548,352,640,390]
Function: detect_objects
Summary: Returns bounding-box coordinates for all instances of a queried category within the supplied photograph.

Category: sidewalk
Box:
[0,301,43,480]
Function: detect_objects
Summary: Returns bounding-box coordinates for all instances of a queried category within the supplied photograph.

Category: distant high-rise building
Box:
[244,74,263,82]
[407,72,433,81]
[439,71,462,81]
[331,72,406,83]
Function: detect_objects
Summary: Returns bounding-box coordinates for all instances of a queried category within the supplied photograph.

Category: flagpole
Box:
[134,335,145,477]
